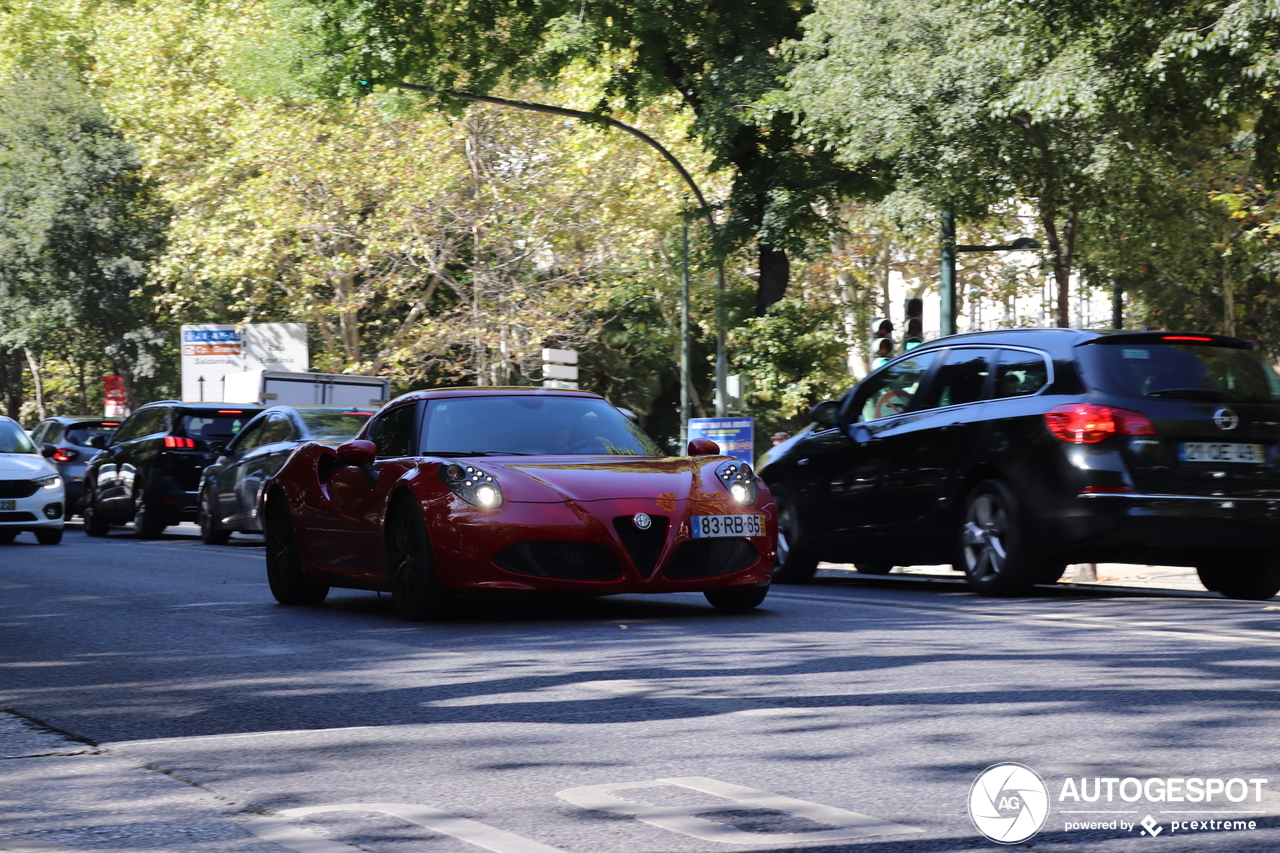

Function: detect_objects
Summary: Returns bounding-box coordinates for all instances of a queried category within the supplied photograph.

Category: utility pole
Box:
[940,210,957,336]
[680,200,692,445]
[1112,279,1123,330]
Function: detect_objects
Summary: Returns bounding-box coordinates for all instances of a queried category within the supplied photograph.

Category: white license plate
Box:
[691,514,763,538]
[0,500,14,511]
[1179,442,1265,464]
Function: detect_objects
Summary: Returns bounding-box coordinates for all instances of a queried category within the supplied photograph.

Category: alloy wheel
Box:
[962,493,1009,582]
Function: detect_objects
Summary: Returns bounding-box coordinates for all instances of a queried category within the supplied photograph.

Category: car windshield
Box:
[1080,342,1280,404]
[177,411,254,440]
[420,395,662,456]
[299,411,373,441]
[65,422,120,446]
[0,420,35,453]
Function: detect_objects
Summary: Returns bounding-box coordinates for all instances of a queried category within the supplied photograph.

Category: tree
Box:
[269,0,886,315]
[0,62,169,415]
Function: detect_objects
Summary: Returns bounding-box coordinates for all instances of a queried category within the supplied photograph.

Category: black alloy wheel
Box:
[198,486,231,545]
[34,528,62,545]
[1199,553,1280,601]
[82,487,110,537]
[132,488,166,540]
[386,499,451,621]
[959,480,1056,596]
[771,485,819,584]
[264,491,328,605]
[704,584,770,612]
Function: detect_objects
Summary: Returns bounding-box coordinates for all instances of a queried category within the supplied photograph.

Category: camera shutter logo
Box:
[968,763,1049,844]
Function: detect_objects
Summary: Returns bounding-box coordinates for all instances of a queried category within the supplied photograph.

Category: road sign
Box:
[688,417,754,465]
[543,362,579,381]
[180,323,308,402]
[541,348,578,365]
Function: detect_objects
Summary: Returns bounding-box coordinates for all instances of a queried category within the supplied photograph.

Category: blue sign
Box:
[182,329,241,343]
[688,417,755,465]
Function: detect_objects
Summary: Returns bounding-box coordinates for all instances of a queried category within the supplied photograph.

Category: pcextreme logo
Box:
[968,763,1050,844]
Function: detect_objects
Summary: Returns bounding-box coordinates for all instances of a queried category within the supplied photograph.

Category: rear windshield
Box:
[0,421,35,454]
[298,411,372,441]
[178,411,255,440]
[420,396,662,456]
[65,422,120,447]
[1079,343,1280,404]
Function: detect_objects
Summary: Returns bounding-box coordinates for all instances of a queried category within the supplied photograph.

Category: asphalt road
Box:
[3,525,1280,852]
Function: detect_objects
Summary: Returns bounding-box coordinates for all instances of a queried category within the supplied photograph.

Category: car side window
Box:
[30,423,48,444]
[227,419,268,454]
[926,348,997,409]
[127,408,167,440]
[994,349,1050,398]
[43,423,63,443]
[369,403,418,457]
[111,415,138,444]
[853,351,940,421]
[258,414,295,445]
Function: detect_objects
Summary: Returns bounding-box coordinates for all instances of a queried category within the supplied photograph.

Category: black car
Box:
[83,401,263,538]
[29,416,122,518]
[759,328,1280,600]
[196,405,374,544]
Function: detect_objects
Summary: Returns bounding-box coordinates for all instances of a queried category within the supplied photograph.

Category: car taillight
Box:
[163,436,197,448]
[52,448,77,463]
[1044,404,1155,444]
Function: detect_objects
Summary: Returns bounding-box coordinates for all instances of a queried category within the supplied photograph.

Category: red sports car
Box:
[263,388,776,618]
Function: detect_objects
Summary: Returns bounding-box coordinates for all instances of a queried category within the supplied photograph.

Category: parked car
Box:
[83,401,263,539]
[197,405,376,544]
[29,416,122,518]
[0,416,65,544]
[759,328,1280,600]
[262,388,775,618]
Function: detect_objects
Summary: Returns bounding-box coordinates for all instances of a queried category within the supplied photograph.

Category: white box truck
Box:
[222,370,391,408]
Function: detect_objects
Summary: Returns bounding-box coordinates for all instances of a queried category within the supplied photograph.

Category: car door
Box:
[317,402,420,578]
[876,347,996,552]
[211,417,269,522]
[791,350,942,550]
[233,413,297,528]
[98,409,167,519]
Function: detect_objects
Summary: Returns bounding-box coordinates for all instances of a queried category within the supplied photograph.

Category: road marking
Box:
[0,581,30,589]
[557,776,921,845]
[0,841,76,852]
[245,804,562,853]
[769,590,1280,646]
[51,596,126,606]
[331,640,464,657]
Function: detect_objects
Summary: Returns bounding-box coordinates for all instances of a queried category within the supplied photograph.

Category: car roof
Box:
[902,327,1251,358]
[39,415,124,423]
[385,387,605,407]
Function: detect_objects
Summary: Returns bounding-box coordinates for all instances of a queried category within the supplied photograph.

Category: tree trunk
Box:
[5,349,22,420]
[23,348,45,422]
[755,244,790,316]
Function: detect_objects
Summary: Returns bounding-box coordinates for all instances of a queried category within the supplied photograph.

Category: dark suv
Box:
[759,329,1280,600]
[83,402,262,538]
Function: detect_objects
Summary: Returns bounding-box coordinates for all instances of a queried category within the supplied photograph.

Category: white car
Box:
[0,416,65,545]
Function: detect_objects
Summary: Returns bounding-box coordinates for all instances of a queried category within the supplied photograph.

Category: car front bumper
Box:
[0,487,66,530]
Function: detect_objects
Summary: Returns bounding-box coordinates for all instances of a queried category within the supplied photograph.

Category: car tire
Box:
[771,485,819,584]
[704,584,769,612]
[133,489,166,540]
[83,488,110,537]
[198,487,231,545]
[0,530,16,544]
[958,480,1051,596]
[34,528,62,545]
[855,563,895,575]
[386,498,451,621]
[1201,553,1280,601]
[264,492,329,606]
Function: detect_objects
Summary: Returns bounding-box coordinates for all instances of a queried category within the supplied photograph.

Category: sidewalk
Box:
[819,562,1210,593]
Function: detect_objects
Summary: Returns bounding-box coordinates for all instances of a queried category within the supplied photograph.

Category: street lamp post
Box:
[382,82,729,417]
[940,209,1041,336]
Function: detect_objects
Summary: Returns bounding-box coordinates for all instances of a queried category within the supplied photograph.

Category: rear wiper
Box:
[427,450,534,457]
[1146,387,1224,401]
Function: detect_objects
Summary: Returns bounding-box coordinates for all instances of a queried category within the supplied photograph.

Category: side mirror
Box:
[336,439,377,466]
[809,400,840,427]
[687,438,720,456]
[89,435,108,449]
[40,443,57,458]
[207,439,228,455]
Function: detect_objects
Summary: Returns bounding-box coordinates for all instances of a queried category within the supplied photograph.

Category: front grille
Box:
[612,516,670,578]
[0,480,38,499]
[494,541,622,581]
[0,512,38,522]
[665,538,760,579]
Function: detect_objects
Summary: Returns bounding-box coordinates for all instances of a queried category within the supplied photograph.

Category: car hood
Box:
[0,453,55,477]
[480,456,732,505]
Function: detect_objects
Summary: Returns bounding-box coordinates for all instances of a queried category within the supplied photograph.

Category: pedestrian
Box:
[771,431,789,446]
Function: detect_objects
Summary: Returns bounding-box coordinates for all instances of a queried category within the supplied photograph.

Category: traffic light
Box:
[903,297,924,349]
[870,318,895,364]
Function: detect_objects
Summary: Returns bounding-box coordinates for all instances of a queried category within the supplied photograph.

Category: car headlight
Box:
[33,474,62,491]
[715,460,758,506]
[438,462,503,508]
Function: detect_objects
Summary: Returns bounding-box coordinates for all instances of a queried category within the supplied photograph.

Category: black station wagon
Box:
[758,328,1280,600]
